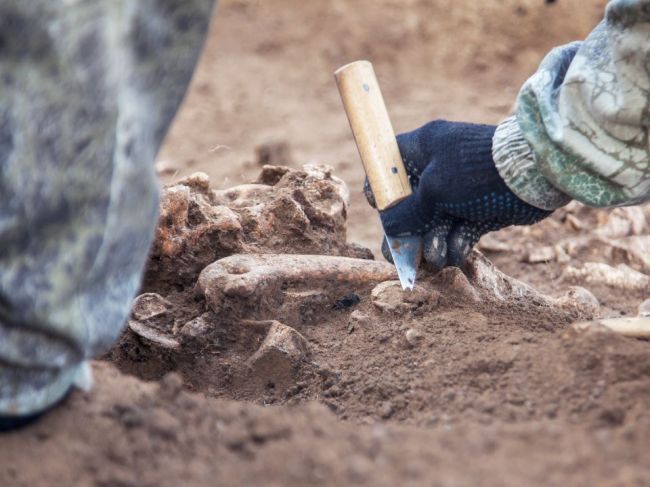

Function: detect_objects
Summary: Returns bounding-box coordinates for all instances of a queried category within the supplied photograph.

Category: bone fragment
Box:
[524,246,556,264]
[608,236,650,273]
[132,293,171,322]
[562,262,650,291]
[128,320,180,350]
[176,172,211,192]
[213,184,274,208]
[573,317,650,339]
[595,207,646,238]
[463,251,557,304]
[447,252,599,318]
[248,321,309,366]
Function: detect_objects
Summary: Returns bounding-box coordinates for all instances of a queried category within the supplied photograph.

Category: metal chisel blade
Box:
[384,232,423,291]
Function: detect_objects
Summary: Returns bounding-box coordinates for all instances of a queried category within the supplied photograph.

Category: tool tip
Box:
[399,276,416,291]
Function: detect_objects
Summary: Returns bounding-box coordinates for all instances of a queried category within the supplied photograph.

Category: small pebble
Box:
[379,402,394,419]
[405,328,424,347]
[525,246,555,264]
[349,310,370,327]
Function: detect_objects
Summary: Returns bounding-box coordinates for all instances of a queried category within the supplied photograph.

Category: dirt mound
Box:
[107,163,648,436]
[109,164,372,378]
[3,361,648,487]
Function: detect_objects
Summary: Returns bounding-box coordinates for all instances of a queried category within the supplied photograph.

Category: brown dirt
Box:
[4,1,650,486]
[3,361,649,487]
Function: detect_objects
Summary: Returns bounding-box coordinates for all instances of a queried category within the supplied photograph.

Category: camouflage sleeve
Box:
[493,0,650,210]
[0,0,215,416]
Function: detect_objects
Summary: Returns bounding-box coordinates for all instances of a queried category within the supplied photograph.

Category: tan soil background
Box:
[160,0,608,254]
[5,1,650,486]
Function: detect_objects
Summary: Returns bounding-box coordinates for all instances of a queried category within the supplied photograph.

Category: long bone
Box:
[198,254,397,320]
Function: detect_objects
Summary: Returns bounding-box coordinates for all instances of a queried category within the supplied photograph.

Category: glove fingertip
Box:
[446,225,486,268]
[423,230,448,271]
[446,236,475,268]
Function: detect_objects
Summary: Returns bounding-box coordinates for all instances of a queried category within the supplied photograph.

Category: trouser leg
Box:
[0,0,216,415]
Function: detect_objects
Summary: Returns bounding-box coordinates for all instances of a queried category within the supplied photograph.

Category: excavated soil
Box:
[3,1,650,486]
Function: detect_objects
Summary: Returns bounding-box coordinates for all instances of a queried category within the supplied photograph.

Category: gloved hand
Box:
[364,120,552,269]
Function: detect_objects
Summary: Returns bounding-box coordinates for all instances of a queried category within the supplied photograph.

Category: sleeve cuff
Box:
[492,115,572,211]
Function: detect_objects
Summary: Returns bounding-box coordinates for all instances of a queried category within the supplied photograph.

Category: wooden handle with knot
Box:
[335,60,412,211]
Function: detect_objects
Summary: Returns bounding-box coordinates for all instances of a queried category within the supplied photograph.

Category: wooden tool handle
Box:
[335,60,411,211]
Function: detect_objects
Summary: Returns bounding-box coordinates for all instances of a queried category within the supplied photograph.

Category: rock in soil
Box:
[555,287,600,317]
[608,236,650,273]
[247,321,310,390]
[595,207,647,238]
[348,310,370,327]
[524,245,556,264]
[404,328,424,347]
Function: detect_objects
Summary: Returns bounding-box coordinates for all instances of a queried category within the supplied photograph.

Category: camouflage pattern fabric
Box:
[0,0,215,415]
[493,0,650,210]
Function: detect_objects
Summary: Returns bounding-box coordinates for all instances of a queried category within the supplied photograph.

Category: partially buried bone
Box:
[127,293,180,350]
[608,236,650,273]
[439,251,600,317]
[562,262,650,291]
[198,254,397,320]
[128,320,181,350]
[573,317,650,339]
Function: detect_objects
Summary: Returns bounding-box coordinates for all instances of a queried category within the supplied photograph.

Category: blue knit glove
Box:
[364,120,552,269]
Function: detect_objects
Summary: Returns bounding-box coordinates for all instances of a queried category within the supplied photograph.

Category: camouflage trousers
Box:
[0,0,215,415]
